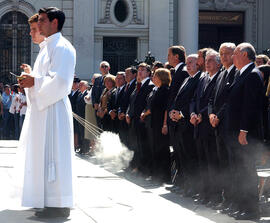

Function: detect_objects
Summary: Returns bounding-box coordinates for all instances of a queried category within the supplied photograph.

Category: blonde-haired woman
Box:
[97,74,116,131]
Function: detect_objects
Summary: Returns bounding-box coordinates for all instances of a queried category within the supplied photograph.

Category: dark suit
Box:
[208,65,237,205]
[118,79,136,147]
[107,86,125,133]
[168,63,189,108]
[69,89,80,112]
[127,78,154,173]
[167,63,189,186]
[91,75,107,128]
[190,70,221,202]
[91,75,106,105]
[69,89,80,137]
[225,63,263,213]
[75,90,88,147]
[169,72,201,192]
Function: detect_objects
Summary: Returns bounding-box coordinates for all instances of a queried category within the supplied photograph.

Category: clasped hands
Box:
[190,113,202,126]
[170,110,184,122]
[209,113,220,128]
[208,113,248,145]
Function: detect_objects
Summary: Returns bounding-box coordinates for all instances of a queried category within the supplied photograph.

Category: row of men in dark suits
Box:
[167,43,263,220]
[88,42,264,220]
[69,78,89,152]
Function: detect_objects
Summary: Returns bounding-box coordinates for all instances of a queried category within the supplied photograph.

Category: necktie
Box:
[125,83,129,92]
[136,82,142,93]
[204,76,211,92]
[224,70,228,80]
[232,71,240,85]
[179,77,190,92]
[170,68,175,77]
[115,88,120,102]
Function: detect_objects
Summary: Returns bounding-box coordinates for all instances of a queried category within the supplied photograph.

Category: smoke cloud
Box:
[93,131,134,173]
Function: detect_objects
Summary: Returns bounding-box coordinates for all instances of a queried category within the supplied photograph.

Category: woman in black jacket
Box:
[148,68,171,183]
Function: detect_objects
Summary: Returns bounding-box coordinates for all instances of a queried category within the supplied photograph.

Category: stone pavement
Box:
[0,140,269,223]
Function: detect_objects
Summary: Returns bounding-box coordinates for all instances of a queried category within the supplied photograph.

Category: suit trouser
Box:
[169,125,184,186]
[226,133,259,212]
[178,128,199,192]
[197,137,222,201]
[215,133,234,203]
[118,120,129,147]
[135,120,152,174]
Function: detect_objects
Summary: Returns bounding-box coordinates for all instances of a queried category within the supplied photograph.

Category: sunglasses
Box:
[101,65,108,68]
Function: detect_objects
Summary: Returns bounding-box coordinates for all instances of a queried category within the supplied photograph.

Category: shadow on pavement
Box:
[0,209,71,223]
[84,154,270,223]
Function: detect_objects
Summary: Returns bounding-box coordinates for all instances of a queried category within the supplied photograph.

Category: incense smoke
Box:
[93,131,134,173]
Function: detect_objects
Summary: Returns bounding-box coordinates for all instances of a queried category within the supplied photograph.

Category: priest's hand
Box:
[19,74,34,88]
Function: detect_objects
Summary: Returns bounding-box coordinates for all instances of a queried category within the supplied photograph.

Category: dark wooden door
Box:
[199,24,244,50]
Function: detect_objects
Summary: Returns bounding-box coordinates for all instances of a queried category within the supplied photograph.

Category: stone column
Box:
[73,0,95,80]
[178,0,199,54]
[149,0,170,62]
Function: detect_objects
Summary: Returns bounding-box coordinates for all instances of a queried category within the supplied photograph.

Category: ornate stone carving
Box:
[99,0,142,25]
[0,0,36,17]
[214,0,229,10]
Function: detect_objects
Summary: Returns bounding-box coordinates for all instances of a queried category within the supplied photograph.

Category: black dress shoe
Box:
[212,202,224,210]
[234,211,260,220]
[194,197,208,205]
[206,200,219,208]
[229,210,240,217]
[191,193,200,199]
[183,189,194,197]
[221,203,238,214]
[35,207,70,218]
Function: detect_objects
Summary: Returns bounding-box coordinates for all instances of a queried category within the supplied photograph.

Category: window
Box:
[114,0,128,23]
[0,11,31,83]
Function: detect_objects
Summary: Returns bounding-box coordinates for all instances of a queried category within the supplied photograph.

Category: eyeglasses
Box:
[101,65,108,68]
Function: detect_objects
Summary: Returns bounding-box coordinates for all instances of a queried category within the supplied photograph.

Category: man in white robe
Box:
[19,7,76,218]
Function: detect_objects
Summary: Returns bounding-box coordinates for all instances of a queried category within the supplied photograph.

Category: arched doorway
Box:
[0,11,31,83]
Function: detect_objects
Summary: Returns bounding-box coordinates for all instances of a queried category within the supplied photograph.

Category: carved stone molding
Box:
[99,0,142,25]
[199,0,256,9]
[0,0,36,18]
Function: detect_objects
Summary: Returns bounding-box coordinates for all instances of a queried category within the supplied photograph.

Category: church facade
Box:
[0,0,269,81]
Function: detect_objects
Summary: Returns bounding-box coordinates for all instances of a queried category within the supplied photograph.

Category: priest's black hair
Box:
[39,7,65,31]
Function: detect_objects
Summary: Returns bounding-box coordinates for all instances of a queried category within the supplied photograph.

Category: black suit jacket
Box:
[69,89,80,112]
[190,70,221,138]
[108,86,125,113]
[168,63,189,108]
[127,78,155,124]
[91,75,106,105]
[150,85,169,129]
[208,66,237,134]
[119,80,136,114]
[75,90,88,118]
[169,72,201,130]
[225,63,263,138]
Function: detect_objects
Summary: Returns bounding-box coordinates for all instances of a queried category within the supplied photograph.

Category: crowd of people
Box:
[0,83,27,140]
[70,43,270,220]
